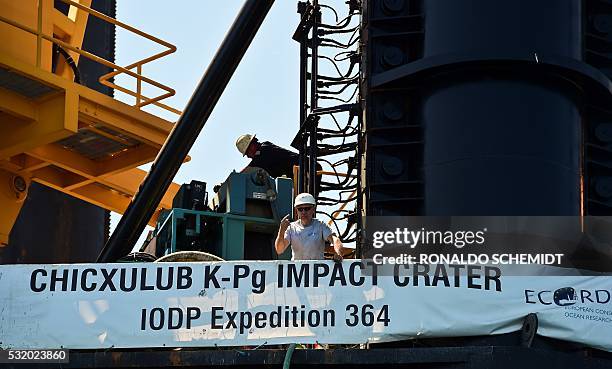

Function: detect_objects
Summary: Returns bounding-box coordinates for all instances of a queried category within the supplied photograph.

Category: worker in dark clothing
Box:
[236,134,299,178]
[235,134,321,194]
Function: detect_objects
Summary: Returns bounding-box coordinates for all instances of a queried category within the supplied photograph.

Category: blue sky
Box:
[112,1,303,243]
[115,1,301,185]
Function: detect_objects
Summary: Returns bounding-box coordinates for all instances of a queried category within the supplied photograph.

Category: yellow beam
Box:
[62,167,179,211]
[2,154,59,175]
[28,142,97,178]
[20,155,50,172]
[69,182,162,227]
[62,177,93,191]
[52,8,75,39]
[55,0,91,79]
[58,144,159,191]
[0,169,30,246]
[31,165,85,188]
[67,0,91,48]
[78,96,171,147]
[1,155,50,178]
[0,87,37,121]
[97,145,158,176]
[0,91,77,160]
[82,124,133,145]
[32,168,171,227]
[71,182,129,215]
[28,139,159,181]
[101,168,179,210]
[0,159,22,173]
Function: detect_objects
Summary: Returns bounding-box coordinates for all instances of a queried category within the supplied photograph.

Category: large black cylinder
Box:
[423,0,582,59]
[422,0,583,215]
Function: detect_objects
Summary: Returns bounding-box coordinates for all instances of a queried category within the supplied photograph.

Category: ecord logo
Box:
[525,287,611,306]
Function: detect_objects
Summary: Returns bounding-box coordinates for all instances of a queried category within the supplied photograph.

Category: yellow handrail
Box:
[56,0,179,113]
[0,0,181,116]
[36,0,42,67]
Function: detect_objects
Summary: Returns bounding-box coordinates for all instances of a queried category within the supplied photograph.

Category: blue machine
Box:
[153,169,292,260]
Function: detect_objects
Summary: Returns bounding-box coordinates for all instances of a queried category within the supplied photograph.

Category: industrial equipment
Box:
[148,169,292,260]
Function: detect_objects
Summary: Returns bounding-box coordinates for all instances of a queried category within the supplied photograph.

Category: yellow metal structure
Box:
[0,0,184,246]
[0,0,53,72]
[0,170,31,245]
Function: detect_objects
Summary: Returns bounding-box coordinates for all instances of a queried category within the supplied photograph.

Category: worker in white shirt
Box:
[275,193,344,261]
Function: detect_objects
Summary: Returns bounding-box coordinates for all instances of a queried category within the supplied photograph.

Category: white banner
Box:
[0,261,611,351]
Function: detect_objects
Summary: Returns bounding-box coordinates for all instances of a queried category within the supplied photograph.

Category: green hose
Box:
[283,343,296,369]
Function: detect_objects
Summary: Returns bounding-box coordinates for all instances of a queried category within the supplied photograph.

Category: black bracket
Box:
[293,2,316,42]
[291,104,360,149]
[291,114,320,149]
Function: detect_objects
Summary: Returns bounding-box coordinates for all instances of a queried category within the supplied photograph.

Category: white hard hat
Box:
[236,134,256,156]
[294,193,316,207]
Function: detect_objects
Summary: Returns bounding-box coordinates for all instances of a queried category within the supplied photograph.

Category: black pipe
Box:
[309,128,317,195]
[309,3,320,196]
[298,30,307,193]
[97,0,275,262]
[52,44,82,84]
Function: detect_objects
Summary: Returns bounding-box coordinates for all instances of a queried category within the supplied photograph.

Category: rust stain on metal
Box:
[111,351,122,364]
[169,351,183,366]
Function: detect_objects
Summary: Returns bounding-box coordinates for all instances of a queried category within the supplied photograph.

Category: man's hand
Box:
[330,234,344,263]
[275,215,291,255]
[333,252,343,263]
[280,214,291,231]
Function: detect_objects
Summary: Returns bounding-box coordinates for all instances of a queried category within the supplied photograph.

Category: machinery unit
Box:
[149,169,292,261]
[172,180,208,211]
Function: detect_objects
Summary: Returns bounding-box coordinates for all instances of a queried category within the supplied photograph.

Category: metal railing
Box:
[0,0,181,115]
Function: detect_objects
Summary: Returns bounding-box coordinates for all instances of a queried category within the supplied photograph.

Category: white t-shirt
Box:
[284,218,333,260]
